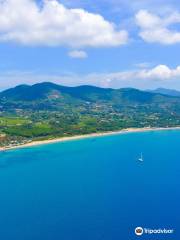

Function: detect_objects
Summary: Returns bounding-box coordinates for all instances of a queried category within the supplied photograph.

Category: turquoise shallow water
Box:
[0,130,180,240]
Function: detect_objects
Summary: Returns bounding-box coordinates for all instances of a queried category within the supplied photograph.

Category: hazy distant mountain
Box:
[149,88,180,97]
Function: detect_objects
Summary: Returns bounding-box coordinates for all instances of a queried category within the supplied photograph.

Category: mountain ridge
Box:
[1,82,179,104]
[149,88,180,97]
[0,82,180,148]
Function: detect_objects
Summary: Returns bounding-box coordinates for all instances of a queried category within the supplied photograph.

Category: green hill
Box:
[1,82,179,105]
[0,82,180,147]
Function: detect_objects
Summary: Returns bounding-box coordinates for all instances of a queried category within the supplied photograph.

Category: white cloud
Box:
[68,50,87,58]
[83,64,180,88]
[0,0,128,47]
[104,65,180,81]
[138,65,179,79]
[0,65,180,90]
[81,64,180,89]
[136,10,180,44]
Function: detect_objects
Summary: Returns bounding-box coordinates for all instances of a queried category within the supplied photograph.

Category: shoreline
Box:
[1,126,180,152]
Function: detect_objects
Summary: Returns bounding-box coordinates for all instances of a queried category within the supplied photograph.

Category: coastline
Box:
[1,126,180,152]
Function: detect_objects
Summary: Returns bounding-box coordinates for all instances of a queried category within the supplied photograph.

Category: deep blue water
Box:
[0,130,180,240]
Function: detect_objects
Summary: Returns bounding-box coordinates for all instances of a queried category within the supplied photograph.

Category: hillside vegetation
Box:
[0,82,180,147]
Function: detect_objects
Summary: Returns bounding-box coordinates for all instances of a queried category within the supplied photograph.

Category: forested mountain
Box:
[0,82,180,147]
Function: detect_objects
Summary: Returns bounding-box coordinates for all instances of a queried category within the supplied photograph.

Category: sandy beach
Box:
[1,126,180,152]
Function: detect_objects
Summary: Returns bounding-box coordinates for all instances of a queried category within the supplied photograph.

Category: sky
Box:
[0,0,180,90]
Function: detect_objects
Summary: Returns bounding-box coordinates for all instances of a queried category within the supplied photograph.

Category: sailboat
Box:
[138,152,144,162]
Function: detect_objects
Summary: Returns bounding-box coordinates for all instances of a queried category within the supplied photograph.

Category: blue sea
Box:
[0,130,180,240]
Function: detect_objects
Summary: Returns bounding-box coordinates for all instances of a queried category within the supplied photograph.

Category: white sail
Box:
[138,153,143,162]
